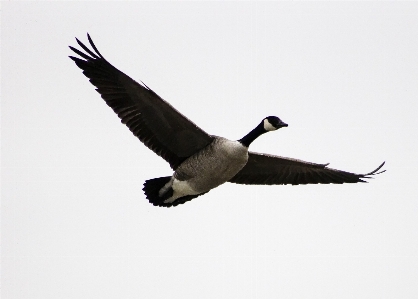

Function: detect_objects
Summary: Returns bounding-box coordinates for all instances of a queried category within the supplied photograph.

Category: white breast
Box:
[220,139,248,156]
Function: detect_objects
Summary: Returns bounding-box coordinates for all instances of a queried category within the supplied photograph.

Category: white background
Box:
[2,2,418,298]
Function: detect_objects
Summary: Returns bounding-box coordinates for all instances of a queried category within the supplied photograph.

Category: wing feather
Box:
[69,34,214,169]
[229,152,385,185]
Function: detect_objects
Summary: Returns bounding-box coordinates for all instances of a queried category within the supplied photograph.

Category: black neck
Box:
[238,123,267,147]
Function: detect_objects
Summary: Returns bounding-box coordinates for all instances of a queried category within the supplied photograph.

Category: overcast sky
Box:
[2,2,418,298]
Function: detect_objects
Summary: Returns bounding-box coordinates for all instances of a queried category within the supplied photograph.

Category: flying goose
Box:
[69,34,385,207]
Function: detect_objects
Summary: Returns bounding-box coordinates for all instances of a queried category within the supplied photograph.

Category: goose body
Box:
[69,34,385,207]
[155,137,249,205]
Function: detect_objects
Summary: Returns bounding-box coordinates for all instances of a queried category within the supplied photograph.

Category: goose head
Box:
[263,116,288,131]
[238,116,288,147]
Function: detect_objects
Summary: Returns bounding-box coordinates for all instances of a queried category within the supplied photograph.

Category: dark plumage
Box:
[69,34,385,207]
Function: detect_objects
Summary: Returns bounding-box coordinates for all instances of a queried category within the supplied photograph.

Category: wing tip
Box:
[87,33,104,59]
[70,33,105,61]
[359,161,385,182]
[364,161,386,176]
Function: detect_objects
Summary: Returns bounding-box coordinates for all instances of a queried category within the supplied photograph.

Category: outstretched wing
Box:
[229,152,385,185]
[69,34,214,169]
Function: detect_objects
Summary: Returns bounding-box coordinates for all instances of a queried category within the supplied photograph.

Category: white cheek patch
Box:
[263,119,277,131]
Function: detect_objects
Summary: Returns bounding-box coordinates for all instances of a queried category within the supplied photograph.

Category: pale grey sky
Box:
[2,2,418,299]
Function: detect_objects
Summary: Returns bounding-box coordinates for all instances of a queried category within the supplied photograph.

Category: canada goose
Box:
[69,34,385,207]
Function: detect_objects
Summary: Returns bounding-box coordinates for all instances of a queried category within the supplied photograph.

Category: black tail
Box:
[143,177,207,208]
[143,176,172,207]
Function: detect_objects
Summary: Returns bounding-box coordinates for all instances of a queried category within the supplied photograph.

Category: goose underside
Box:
[143,176,207,207]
